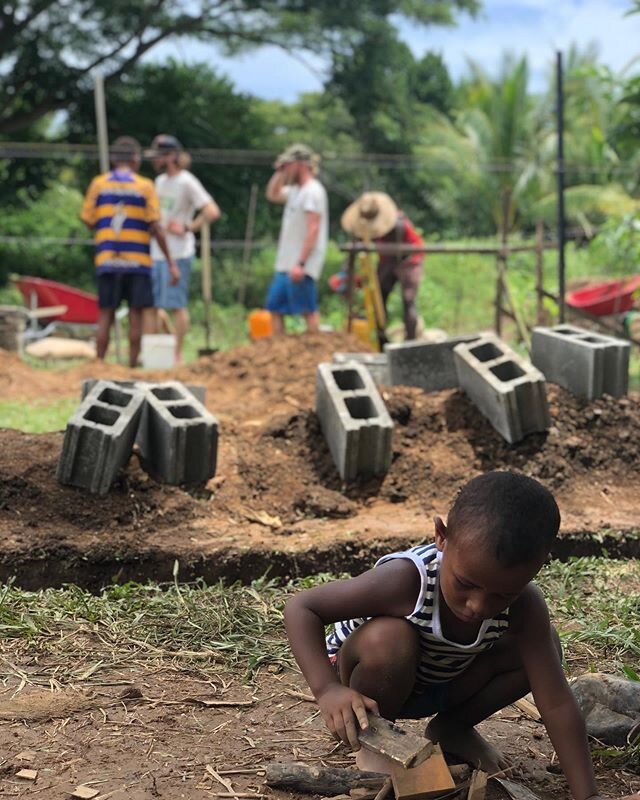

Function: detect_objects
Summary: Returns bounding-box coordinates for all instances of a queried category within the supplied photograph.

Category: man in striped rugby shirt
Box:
[81,136,178,366]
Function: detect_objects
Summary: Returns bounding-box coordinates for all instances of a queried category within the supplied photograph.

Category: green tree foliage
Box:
[68,61,273,239]
[0,184,90,288]
[0,0,478,136]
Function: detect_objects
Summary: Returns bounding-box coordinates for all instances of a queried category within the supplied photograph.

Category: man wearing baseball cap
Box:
[147,134,221,362]
[265,143,328,334]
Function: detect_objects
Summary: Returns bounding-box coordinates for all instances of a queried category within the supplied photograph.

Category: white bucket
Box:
[141,334,176,369]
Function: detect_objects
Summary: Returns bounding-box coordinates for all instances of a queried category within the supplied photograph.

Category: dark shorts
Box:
[265,272,318,315]
[329,653,448,719]
[397,683,449,718]
[97,271,154,310]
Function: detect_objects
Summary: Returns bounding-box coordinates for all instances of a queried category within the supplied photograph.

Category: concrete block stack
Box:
[453,334,550,443]
[531,324,630,400]
[316,361,394,481]
[58,379,218,494]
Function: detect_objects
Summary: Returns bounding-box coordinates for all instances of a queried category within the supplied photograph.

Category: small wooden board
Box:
[390,745,455,800]
[358,714,433,769]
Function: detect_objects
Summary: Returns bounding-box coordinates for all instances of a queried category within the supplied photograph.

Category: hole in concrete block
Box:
[345,396,377,420]
[490,361,525,382]
[98,388,131,408]
[84,406,119,426]
[554,327,577,335]
[333,369,365,391]
[470,342,502,362]
[151,386,183,401]
[168,404,201,420]
[580,336,603,344]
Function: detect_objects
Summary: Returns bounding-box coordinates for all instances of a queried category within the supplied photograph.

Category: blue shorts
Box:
[97,271,154,310]
[152,257,192,309]
[265,272,318,315]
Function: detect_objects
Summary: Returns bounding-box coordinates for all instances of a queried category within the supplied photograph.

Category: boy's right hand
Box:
[316,683,379,751]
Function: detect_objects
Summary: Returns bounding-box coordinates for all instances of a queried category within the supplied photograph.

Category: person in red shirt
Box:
[342,192,425,340]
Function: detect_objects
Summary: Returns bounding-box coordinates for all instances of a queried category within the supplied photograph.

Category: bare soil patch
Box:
[1,334,640,588]
[1,665,638,800]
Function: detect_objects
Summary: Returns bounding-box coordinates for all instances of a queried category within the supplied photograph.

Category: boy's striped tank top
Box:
[326,543,510,686]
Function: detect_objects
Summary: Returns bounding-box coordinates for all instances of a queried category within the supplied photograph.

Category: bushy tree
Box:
[0,0,478,136]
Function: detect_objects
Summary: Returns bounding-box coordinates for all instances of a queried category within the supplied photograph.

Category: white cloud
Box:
[400,0,640,90]
[147,1,640,99]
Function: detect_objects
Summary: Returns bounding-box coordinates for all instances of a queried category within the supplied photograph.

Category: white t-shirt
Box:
[275,178,328,281]
[150,170,214,260]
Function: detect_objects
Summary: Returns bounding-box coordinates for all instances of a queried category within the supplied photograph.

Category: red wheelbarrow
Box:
[12,275,99,329]
[10,274,126,359]
[566,275,640,317]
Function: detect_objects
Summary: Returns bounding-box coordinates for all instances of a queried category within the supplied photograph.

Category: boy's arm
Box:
[512,585,600,800]
[284,559,421,747]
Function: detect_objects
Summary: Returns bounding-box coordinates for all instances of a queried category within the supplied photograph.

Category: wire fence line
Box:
[0,235,273,252]
[0,141,636,177]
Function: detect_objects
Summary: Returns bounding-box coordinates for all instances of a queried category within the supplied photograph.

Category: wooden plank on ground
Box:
[390,745,455,800]
[358,714,433,769]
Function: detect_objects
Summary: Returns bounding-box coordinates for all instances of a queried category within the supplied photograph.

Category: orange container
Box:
[248,309,273,339]
[350,317,376,349]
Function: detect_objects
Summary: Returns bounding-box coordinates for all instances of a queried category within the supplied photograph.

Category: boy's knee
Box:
[357,617,420,670]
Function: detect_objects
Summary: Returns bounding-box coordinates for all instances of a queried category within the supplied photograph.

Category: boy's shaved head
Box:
[447,471,560,566]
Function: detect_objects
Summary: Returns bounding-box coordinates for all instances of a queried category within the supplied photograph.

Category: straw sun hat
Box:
[341,192,398,240]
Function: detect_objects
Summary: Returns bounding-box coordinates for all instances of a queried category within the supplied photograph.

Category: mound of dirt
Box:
[1,332,640,587]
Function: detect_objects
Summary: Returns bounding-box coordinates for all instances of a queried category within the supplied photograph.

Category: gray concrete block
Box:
[57,380,145,494]
[81,378,206,405]
[454,335,550,443]
[385,335,481,391]
[531,325,630,400]
[316,362,393,481]
[333,352,390,385]
[137,381,218,485]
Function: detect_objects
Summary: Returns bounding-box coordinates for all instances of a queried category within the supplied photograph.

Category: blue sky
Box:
[152,0,640,101]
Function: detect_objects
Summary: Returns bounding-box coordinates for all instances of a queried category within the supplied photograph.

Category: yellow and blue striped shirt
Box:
[80,169,160,274]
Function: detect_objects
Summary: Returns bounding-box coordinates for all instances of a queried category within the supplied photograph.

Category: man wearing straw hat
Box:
[265,143,328,334]
[341,192,424,341]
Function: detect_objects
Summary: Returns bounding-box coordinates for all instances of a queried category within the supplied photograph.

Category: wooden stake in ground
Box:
[467,770,488,800]
[358,714,434,769]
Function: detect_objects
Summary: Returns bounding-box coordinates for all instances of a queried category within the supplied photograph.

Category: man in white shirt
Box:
[265,143,328,334]
[146,134,221,362]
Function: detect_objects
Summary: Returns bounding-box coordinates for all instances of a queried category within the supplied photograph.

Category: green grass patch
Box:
[0,397,77,432]
[1,557,637,681]
[1,557,638,765]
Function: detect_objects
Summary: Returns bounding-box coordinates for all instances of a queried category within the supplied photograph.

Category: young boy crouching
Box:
[285,471,610,800]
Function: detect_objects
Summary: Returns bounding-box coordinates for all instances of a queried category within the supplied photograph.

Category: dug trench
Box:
[1,335,640,800]
[1,333,640,590]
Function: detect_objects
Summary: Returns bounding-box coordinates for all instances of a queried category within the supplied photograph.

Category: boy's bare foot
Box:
[426,718,510,774]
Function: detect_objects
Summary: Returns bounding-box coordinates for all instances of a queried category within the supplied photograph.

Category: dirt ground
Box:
[1,664,639,800]
[1,334,640,798]
[1,333,640,586]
